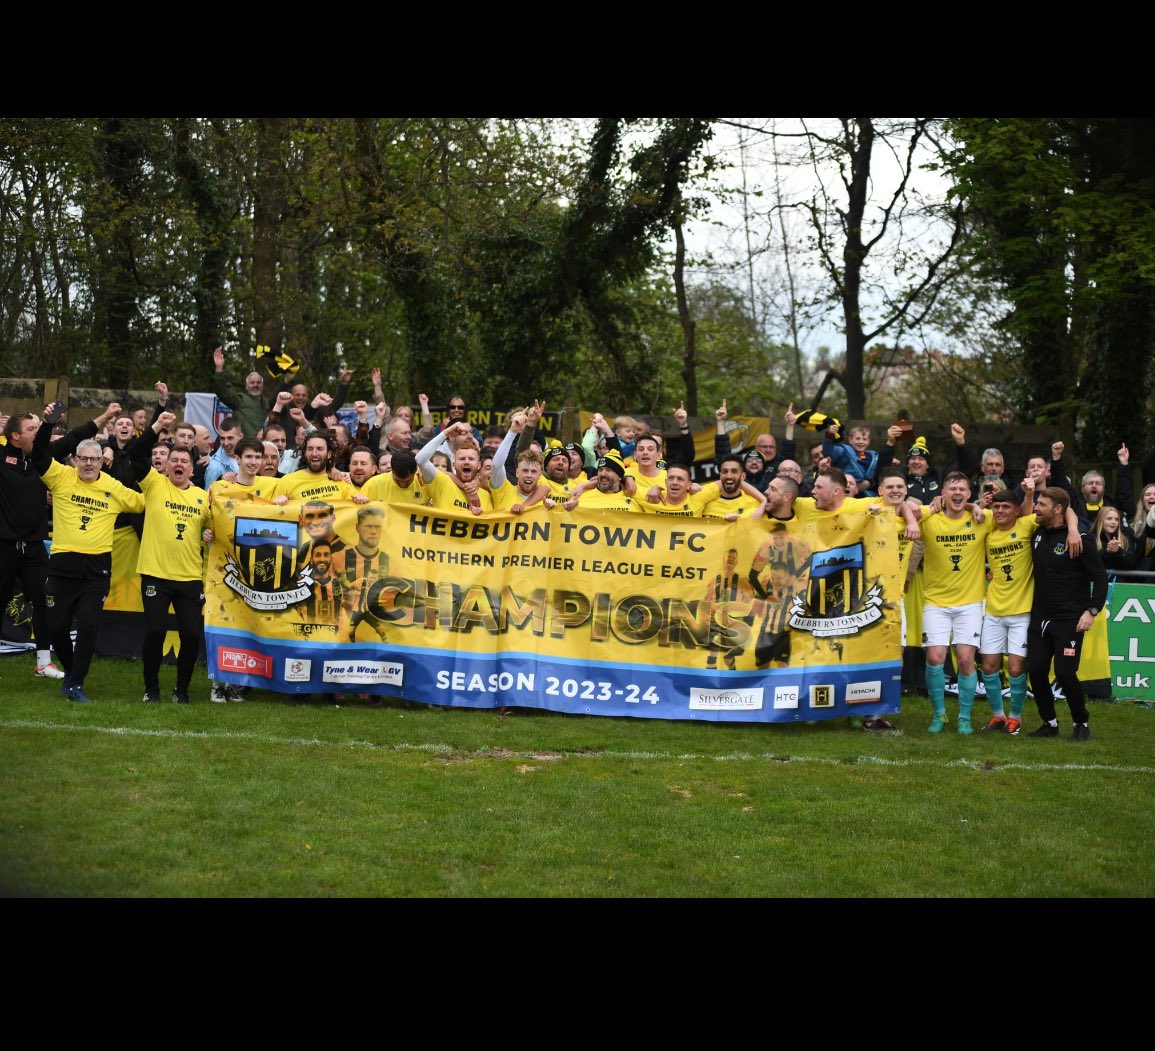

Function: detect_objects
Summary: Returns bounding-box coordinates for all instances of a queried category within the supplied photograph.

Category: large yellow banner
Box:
[204,500,902,722]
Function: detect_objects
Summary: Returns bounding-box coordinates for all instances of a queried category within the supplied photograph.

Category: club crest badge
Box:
[223,514,313,611]
[787,541,884,638]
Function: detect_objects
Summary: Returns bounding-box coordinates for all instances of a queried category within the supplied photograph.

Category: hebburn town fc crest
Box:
[223,515,314,611]
[787,542,885,638]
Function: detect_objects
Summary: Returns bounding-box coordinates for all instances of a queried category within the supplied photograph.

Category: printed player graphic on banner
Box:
[223,515,313,610]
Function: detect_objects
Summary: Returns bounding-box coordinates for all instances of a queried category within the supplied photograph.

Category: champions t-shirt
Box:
[273,470,356,503]
[919,505,995,608]
[984,517,1039,617]
[40,460,146,555]
[137,470,210,581]
[426,469,493,513]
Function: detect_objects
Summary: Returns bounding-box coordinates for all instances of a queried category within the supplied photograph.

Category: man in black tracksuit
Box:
[1028,486,1108,741]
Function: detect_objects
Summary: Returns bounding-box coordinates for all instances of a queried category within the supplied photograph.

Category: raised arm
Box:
[669,402,695,465]
[951,422,977,478]
[418,393,435,432]
[1116,442,1133,522]
[211,346,242,408]
[491,412,526,489]
[415,422,459,483]
[517,399,547,457]
[32,402,67,474]
[129,410,174,480]
[713,399,732,464]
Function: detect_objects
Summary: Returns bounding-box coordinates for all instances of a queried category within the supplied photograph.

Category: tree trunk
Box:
[252,118,286,359]
[174,118,231,358]
[673,206,699,416]
[92,118,142,390]
[839,118,873,419]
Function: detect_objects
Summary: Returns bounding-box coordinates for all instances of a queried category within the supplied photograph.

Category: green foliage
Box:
[942,118,1155,456]
[1,118,716,408]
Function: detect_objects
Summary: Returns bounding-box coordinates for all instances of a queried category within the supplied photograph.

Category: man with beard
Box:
[491,449,553,514]
[1026,487,1108,741]
[492,412,565,505]
[299,539,340,625]
[273,433,363,506]
[417,421,492,513]
[760,474,801,522]
[129,412,211,704]
[489,413,553,513]
[345,446,377,492]
[541,442,580,501]
[697,455,766,520]
[564,449,634,511]
[1072,451,1131,530]
[31,403,147,703]
[632,463,707,516]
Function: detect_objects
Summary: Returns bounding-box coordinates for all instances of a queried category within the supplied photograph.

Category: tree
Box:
[799,118,966,418]
[943,118,1155,459]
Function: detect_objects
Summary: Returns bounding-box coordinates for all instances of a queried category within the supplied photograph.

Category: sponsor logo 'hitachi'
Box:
[846,680,882,703]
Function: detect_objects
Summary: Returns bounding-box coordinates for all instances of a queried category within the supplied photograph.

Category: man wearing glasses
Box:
[774,458,811,497]
[31,403,147,704]
[1,401,122,683]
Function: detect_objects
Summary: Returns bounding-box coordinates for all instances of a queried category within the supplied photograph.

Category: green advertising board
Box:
[1107,582,1155,700]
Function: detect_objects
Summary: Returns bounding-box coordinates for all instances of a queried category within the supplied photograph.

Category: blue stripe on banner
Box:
[206,627,900,722]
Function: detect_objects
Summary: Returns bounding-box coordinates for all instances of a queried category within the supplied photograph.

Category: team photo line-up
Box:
[2,348,1133,740]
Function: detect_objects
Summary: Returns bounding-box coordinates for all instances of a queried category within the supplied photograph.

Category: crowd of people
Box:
[0,348,1138,741]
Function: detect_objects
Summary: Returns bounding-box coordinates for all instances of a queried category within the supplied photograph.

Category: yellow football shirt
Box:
[41,460,146,555]
[137,470,210,581]
[919,505,995,608]
[984,518,1039,617]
